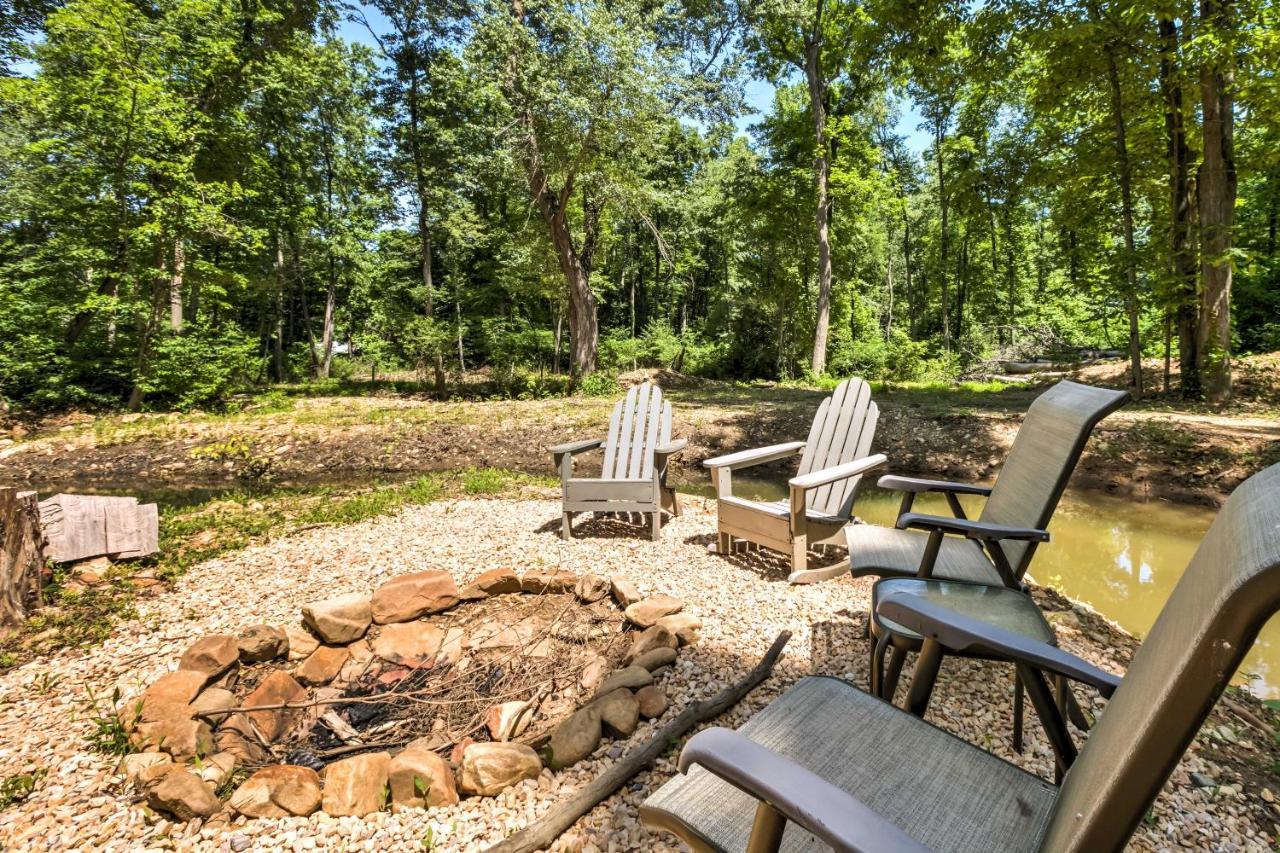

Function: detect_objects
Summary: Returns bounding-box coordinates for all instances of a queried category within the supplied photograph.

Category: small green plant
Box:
[32,671,60,695]
[576,372,623,398]
[84,687,136,756]
[420,826,435,850]
[0,652,16,669]
[0,768,46,810]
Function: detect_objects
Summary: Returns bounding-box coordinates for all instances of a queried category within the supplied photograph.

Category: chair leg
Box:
[869,633,890,696]
[561,511,573,539]
[1013,671,1025,753]
[904,640,944,718]
[670,488,682,517]
[717,531,731,554]
[790,539,807,575]
[650,511,661,541]
[746,801,786,853]
[882,645,907,701]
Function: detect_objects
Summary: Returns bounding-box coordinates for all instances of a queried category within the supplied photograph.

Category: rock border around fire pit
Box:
[115,568,697,824]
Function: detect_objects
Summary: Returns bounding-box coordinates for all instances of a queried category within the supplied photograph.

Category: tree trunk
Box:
[507,0,598,377]
[273,231,287,382]
[1159,16,1200,399]
[0,489,44,629]
[1196,0,1236,404]
[168,236,184,333]
[902,202,914,338]
[803,5,834,377]
[935,122,952,352]
[1106,45,1144,398]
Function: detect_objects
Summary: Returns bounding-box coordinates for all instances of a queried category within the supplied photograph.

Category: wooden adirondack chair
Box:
[704,377,886,583]
[550,382,686,541]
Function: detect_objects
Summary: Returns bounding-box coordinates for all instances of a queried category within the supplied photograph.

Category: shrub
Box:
[144,324,261,409]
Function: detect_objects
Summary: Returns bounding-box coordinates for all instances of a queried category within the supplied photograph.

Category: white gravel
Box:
[0,494,1270,851]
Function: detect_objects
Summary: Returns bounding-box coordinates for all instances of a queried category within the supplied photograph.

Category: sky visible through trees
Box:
[1,0,1276,411]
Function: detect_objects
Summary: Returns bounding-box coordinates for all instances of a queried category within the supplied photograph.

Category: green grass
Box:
[0,769,46,810]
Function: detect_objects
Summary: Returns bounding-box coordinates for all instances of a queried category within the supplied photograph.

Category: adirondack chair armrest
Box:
[789,454,888,492]
[895,513,1051,543]
[655,438,688,458]
[877,475,993,497]
[877,594,1121,697]
[549,438,604,457]
[703,441,806,471]
[677,727,934,853]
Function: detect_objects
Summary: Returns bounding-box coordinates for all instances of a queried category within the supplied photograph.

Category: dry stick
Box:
[485,630,792,853]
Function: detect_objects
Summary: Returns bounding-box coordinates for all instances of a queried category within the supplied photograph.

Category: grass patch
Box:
[0,769,46,810]
[0,467,554,671]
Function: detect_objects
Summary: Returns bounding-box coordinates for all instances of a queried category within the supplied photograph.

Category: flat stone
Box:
[371,570,460,624]
[574,573,610,603]
[595,665,653,697]
[609,575,643,608]
[595,688,639,738]
[389,749,460,809]
[132,718,214,762]
[336,639,374,684]
[237,625,288,662]
[191,751,237,788]
[190,687,237,726]
[547,706,602,770]
[520,568,578,594]
[229,765,322,818]
[458,743,542,796]
[139,670,209,713]
[630,646,677,672]
[214,721,271,765]
[284,625,320,661]
[373,622,463,666]
[179,635,240,677]
[636,685,669,719]
[146,767,221,820]
[459,567,523,599]
[242,670,307,743]
[121,752,172,787]
[624,595,683,627]
[579,655,608,692]
[623,625,677,664]
[322,752,390,817]
[295,646,350,686]
[449,737,476,765]
[484,700,533,742]
[302,593,372,644]
[656,613,702,645]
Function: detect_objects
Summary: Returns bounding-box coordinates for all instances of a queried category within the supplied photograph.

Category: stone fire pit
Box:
[116,567,698,823]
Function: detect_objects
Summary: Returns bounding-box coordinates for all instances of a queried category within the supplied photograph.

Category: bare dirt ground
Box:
[2,355,1277,507]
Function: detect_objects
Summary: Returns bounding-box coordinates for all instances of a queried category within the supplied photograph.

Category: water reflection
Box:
[686,476,1277,698]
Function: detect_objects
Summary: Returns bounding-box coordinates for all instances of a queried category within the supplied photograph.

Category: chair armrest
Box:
[678,728,933,853]
[655,438,687,457]
[549,438,603,457]
[703,441,806,470]
[789,454,888,491]
[877,475,993,497]
[896,512,1050,543]
[876,595,1121,697]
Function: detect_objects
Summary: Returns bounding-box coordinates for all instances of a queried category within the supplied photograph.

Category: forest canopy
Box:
[0,0,1276,410]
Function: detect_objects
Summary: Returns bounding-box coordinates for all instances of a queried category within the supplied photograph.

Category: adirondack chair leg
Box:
[650,511,661,541]
[561,512,574,539]
[787,557,851,585]
[717,531,731,555]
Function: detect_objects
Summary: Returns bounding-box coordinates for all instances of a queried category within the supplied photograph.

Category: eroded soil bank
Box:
[4,359,1277,508]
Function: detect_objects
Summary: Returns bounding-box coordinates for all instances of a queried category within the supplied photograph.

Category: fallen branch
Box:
[485,630,792,853]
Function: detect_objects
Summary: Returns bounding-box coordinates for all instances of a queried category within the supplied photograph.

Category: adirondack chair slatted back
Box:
[978,381,1128,578]
[797,378,879,518]
[1039,462,1280,853]
[601,382,672,480]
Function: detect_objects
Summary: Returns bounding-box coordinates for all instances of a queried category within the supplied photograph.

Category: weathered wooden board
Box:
[38,494,158,563]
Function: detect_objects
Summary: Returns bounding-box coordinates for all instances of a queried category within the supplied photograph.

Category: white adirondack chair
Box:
[550,382,687,541]
[704,377,886,583]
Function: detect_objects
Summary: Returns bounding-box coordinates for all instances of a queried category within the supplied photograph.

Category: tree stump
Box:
[1,488,45,628]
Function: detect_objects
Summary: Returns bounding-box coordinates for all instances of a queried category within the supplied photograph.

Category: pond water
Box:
[684,476,1280,698]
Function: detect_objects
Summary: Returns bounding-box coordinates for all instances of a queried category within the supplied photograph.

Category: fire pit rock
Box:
[118,568,695,823]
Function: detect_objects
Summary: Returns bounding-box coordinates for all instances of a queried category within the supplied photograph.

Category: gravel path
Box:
[0,494,1272,851]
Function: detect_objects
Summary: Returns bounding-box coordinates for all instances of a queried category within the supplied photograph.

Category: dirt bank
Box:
[2,363,1277,507]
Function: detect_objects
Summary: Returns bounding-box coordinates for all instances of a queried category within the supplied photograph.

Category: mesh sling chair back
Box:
[641,461,1280,853]
[704,377,886,583]
[550,381,686,541]
[847,380,1130,589]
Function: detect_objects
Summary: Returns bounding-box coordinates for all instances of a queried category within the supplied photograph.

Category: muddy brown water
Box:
[686,478,1280,699]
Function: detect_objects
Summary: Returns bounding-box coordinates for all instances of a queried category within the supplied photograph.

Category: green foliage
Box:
[84,687,135,756]
[0,769,46,810]
[576,373,624,398]
[142,325,261,409]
